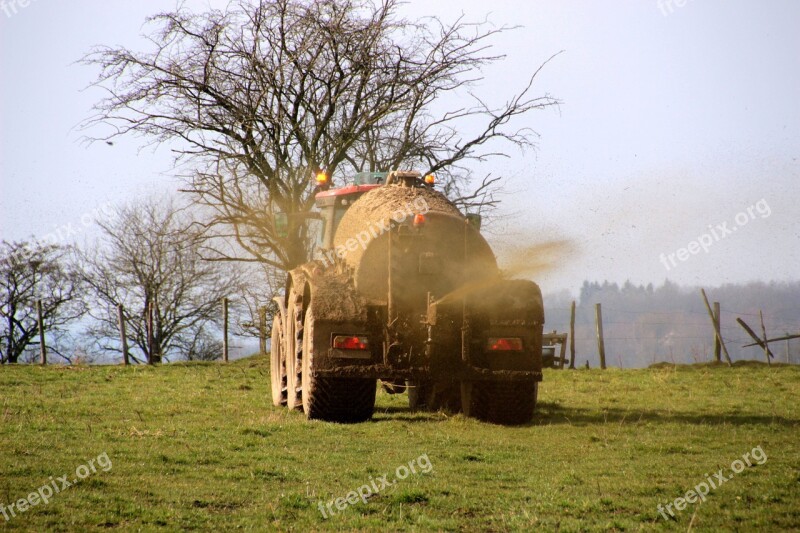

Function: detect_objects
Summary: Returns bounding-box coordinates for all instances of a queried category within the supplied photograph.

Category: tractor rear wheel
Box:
[269,312,286,407]
[301,306,376,423]
[285,290,303,411]
[470,381,537,425]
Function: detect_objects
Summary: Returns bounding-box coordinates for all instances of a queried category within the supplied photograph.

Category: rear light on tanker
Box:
[486,337,524,352]
[332,335,370,350]
[413,214,426,227]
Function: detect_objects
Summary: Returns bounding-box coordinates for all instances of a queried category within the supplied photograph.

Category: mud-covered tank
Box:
[333,184,497,306]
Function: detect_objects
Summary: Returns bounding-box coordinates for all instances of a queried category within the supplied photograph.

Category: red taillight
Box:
[486,337,524,351]
[332,335,370,350]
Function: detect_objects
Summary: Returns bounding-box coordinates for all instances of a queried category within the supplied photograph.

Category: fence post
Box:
[569,300,576,369]
[222,297,229,363]
[595,303,606,370]
[787,333,791,364]
[147,301,154,364]
[759,311,771,366]
[259,306,267,354]
[36,299,46,365]
[117,304,129,366]
[713,302,721,363]
[700,289,732,367]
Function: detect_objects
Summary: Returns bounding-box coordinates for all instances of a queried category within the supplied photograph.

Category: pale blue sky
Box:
[1,0,798,295]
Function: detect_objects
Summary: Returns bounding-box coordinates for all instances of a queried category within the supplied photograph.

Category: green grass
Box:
[1,358,798,531]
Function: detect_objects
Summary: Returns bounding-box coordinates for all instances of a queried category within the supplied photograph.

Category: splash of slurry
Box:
[431,240,574,306]
[431,275,505,306]
[497,240,573,279]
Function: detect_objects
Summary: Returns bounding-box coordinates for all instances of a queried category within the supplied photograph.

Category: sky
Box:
[1,0,798,297]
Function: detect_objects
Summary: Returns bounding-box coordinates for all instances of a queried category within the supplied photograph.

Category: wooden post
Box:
[153,294,161,364]
[117,304,129,366]
[36,299,46,365]
[595,303,606,370]
[222,297,229,363]
[558,335,568,369]
[147,301,154,364]
[713,302,721,363]
[259,306,267,354]
[736,317,774,361]
[759,311,771,366]
[569,300,576,369]
[700,289,732,367]
[787,333,791,364]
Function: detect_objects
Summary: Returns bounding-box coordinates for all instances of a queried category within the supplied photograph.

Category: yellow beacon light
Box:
[316,171,328,184]
[424,174,435,185]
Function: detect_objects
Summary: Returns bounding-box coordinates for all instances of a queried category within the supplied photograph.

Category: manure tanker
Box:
[270,170,544,424]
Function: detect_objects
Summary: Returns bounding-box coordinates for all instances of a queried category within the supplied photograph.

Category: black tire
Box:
[301,306,376,423]
[269,313,286,407]
[408,380,461,412]
[429,381,462,412]
[471,381,538,425]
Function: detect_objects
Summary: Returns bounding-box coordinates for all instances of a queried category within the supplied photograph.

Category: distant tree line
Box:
[544,280,800,368]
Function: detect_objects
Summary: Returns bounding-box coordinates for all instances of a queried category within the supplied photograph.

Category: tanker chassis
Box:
[270,171,544,424]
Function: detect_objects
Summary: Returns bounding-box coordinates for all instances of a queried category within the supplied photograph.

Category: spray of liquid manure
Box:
[431,239,574,306]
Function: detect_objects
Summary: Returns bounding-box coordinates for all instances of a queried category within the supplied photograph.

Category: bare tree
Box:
[81,0,559,271]
[76,197,243,363]
[0,241,85,364]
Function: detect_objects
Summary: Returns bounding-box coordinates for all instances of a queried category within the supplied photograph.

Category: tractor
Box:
[270,170,544,424]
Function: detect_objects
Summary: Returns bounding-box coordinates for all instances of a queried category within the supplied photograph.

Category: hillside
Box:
[1,357,798,531]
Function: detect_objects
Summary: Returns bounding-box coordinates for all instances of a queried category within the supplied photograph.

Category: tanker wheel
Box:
[269,312,286,407]
[301,306,376,423]
[408,381,460,412]
[470,381,538,425]
[429,382,462,412]
[285,290,303,411]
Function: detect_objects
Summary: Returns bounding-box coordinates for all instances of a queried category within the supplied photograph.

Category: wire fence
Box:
[543,304,798,368]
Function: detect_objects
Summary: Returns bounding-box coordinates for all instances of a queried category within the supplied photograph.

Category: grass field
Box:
[1,357,798,531]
